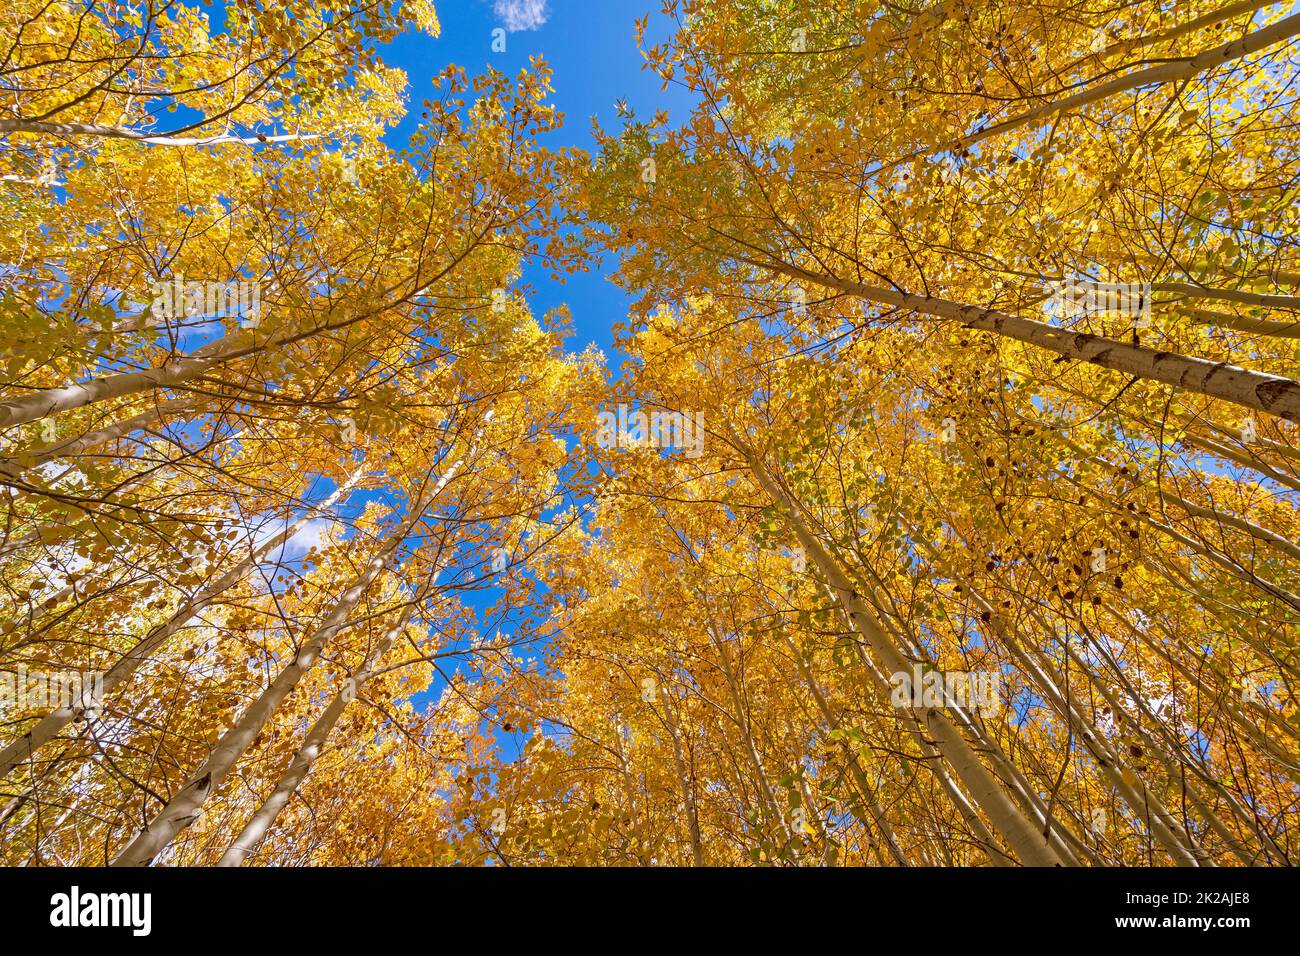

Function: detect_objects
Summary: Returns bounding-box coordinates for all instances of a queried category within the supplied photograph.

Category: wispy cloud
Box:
[493,0,549,32]
[247,515,335,561]
[279,517,334,559]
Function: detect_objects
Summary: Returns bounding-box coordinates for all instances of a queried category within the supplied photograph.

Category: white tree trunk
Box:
[735,435,1068,865]
[217,567,446,866]
[0,398,195,477]
[757,261,1300,423]
[110,445,474,865]
[0,473,363,779]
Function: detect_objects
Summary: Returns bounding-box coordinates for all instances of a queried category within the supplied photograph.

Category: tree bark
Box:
[732,430,1069,865]
[216,569,442,866]
[0,398,195,478]
[0,473,362,780]
[755,259,1300,423]
[110,443,472,865]
[947,12,1300,155]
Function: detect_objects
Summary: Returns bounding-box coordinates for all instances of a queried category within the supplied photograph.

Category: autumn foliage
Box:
[1,0,1298,866]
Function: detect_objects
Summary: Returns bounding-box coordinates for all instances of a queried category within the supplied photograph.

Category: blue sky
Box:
[120,0,691,360]
[180,0,692,575]
[362,1,699,723]
[129,2,695,732]
[378,0,696,355]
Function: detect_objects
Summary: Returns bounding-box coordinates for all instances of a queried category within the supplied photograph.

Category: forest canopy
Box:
[1,0,1299,868]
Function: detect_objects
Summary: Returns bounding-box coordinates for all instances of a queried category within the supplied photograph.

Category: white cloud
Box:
[244,514,335,561]
[494,0,549,32]
[278,517,334,559]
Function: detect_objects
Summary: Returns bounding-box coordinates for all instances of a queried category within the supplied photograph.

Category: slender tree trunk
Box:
[1158,282,1300,313]
[1158,484,1300,562]
[1186,431,1300,493]
[838,615,1015,866]
[856,10,1300,180]
[1056,436,1300,562]
[945,12,1300,156]
[1062,468,1300,617]
[110,446,471,865]
[910,523,1214,864]
[0,119,319,147]
[733,433,1068,865]
[657,690,706,866]
[216,575,439,866]
[1048,379,1300,492]
[1086,0,1278,64]
[780,629,910,864]
[0,333,257,429]
[857,572,1091,865]
[705,623,795,856]
[0,473,362,780]
[927,544,1205,866]
[0,426,248,562]
[754,259,1300,422]
[1175,305,1300,338]
[0,398,195,477]
[1071,607,1290,864]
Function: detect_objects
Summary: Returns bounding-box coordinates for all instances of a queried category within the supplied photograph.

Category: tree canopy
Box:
[2,0,1298,867]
